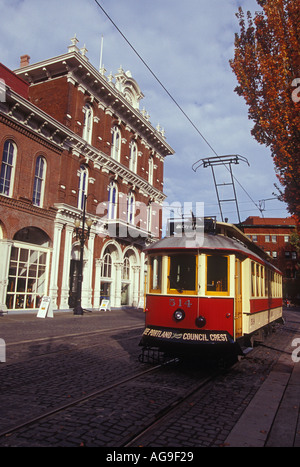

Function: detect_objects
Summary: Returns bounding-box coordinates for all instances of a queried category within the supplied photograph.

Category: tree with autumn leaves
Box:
[230,0,300,223]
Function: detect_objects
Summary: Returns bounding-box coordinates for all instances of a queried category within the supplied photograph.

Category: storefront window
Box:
[6,244,49,309]
[100,251,112,303]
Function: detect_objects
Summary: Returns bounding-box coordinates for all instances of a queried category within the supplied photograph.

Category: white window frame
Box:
[6,242,50,310]
[101,252,112,278]
[148,156,153,185]
[78,165,88,210]
[111,126,121,162]
[0,139,17,197]
[147,202,152,232]
[108,181,118,219]
[129,141,137,173]
[32,156,47,207]
[127,191,135,224]
[82,103,93,144]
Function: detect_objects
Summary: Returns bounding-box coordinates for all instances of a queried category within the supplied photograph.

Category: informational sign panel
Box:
[37,296,53,318]
[99,299,110,311]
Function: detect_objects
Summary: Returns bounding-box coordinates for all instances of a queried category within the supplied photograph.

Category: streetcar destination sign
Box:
[142,326,232,344]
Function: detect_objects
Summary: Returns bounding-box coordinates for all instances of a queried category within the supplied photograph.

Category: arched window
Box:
[111,126,121,161]
[108,181,118,219]
[0,139,16,197]
[127,190,135,224]
[78,165,88,210]
[6,227,51,310]
[122,253,130,280]
[148,156,153,185]
[82,103,93,144]
[101,252,112,278]
[129,141,137,172]
[147,201,152,232]
[32,156,46,207]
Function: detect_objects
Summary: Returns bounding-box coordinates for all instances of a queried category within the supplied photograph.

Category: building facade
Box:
[0,36,174,313]
[240,216,299,302]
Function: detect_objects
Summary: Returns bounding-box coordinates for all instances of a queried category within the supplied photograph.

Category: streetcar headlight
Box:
[195,316,206,328]
[173,308,185,322]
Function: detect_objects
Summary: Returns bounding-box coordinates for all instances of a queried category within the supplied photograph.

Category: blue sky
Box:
[1,0,290,223]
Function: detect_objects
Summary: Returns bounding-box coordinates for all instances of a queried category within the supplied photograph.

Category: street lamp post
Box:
[73,194,93,315]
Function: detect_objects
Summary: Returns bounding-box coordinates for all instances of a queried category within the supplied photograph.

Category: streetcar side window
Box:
[149,255,162,293]
[167,254,197,294]
[206,255,229,295]
[251,261,256,296]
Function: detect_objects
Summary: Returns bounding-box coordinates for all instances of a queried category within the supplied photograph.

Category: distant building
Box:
[0,36,174,313]
[240,216,299,302]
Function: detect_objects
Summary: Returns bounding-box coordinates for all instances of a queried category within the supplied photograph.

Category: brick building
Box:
[0,36,174,313]
[240,216,299,301]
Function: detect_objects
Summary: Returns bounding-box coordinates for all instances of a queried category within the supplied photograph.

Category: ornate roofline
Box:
[0,85,166,204]
[14,47,174,158]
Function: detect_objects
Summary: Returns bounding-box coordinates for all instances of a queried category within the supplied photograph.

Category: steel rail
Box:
[0,361,166,440]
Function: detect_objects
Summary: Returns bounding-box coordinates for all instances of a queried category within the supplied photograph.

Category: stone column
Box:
[114,262,123,307]
[94,258,103,309]
[60,225,74,309]
[0,240,13,312]
[82,233,95,309]
[49,222,63,309]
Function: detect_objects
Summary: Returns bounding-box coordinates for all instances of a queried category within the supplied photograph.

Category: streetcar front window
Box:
[168,254,196,294]
[206,255,229,295]
[149,255,162,293]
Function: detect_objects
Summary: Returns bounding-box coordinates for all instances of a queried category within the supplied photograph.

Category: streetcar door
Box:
[234,258,243,338]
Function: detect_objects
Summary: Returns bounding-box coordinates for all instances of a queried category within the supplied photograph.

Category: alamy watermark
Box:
[292,338,300,363]
[0,339,6,363]
[0,79,6,103]
[95,200,205,247]
[291,78,300,103]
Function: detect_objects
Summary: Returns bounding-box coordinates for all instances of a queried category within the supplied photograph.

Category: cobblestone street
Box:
[0,307,299,449]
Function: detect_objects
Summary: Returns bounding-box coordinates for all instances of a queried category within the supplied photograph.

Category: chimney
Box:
[20,54,30,68]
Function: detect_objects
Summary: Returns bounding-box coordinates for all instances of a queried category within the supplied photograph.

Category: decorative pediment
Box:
[114,67,144,110]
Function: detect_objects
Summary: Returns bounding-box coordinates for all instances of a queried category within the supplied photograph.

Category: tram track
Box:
[0,340,289,447]
[0,354,214,447]
[0,361,166,442]
[0,312,291,448]
[122,372,217,447]
[0,321,223,448]
[4,323,144,350]
[3,324,144,364]
[0,337,265,447]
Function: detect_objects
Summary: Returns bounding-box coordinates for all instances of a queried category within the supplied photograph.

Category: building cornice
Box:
[0,193,57,220]
[14,50,175,158]
[0,86,166,204]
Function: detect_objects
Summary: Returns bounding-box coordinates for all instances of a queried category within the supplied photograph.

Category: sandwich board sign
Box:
[99,299,110,311]
[37,296,53,318]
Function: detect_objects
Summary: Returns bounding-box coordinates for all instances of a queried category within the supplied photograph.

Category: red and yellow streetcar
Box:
[139,218,283,361]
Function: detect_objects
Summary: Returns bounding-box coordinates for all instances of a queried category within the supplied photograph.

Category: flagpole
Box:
[99,34,104,70]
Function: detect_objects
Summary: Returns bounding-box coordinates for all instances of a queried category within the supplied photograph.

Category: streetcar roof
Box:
[145,222,281,273]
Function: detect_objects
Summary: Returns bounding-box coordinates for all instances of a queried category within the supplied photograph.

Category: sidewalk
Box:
[225,308,300,447]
